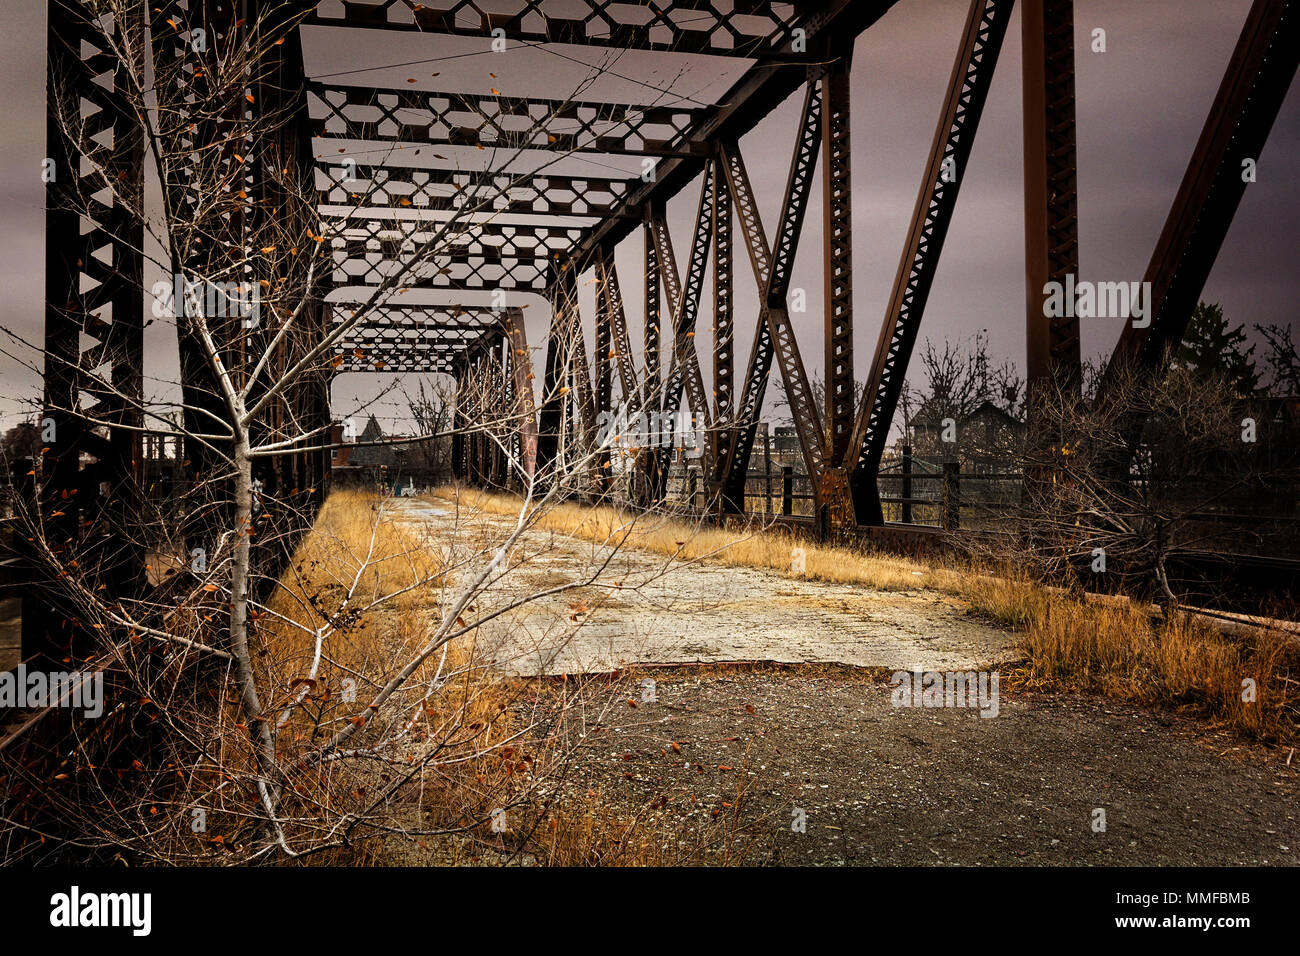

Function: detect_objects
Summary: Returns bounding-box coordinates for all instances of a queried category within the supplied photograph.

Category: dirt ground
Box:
[551,668,1299,865]
[387,494,1297,866]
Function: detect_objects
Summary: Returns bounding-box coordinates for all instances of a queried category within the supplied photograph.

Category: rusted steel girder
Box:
[1022,0,1082,389]
[594,271,613,494]
[502,309,540,487]
[642,213,663,405]
[318,165,638,220]
[1100,0,1299,400]
[571,1,900,274]
[822,56,855,469]
[712,157,735,475]
[308,83,708,158]
[642,186,715,500]
[34,0,146,663]
[595,258,639,410]
[306,1,815,59]
[535,267,597,491]
[333,305,506,372]
[655,167,715,440]
[713,79,825,512]
[846,0,1015,525]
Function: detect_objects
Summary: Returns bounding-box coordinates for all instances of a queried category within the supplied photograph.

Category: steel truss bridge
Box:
[23,0,1299,662]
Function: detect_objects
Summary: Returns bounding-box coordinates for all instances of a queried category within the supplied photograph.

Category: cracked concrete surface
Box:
[389,497,1016,677]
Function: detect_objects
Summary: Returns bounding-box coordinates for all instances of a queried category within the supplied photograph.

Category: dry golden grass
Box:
[261,487,445,671]
[440,486,1297,743]
[258,488,741,865]
[993,579,1298,740]
[443,486,939,590]
[248,489,536,862]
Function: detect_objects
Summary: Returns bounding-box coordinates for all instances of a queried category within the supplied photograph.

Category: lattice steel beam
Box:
[642,213,663,408]
[821,58,854,466]
[36,0,147,661]
[328,215,572,288]
[570,1,900,272]
[317,164,637,219]
[595,257,639,408]
[333,304,511,370]
[535,268,578,480]
[658,165,715,443]
[594,272,612,490]
[309,83,706,157]
[845,0,1014,525]
[712,154,734,469]
[305,1,815,58]
[714,79,825,506]
[498,309,538,485]
[1100,0,1299,398]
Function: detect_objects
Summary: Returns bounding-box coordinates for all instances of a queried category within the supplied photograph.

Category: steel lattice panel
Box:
[328,216,579,289]
[310,83,704,157]
[306,1,811,58]
[318,164,636,219]
[333,305,507,372]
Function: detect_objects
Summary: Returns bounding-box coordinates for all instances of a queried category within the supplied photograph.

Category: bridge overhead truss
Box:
[31,0,1300,658]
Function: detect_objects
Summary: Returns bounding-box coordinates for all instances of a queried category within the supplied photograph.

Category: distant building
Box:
[768,425,796,461]
[907,399,1023,472]
[331,415,396,485]
[327,422,354,470]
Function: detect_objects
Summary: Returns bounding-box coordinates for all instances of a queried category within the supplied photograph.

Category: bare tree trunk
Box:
[231,436,282,832]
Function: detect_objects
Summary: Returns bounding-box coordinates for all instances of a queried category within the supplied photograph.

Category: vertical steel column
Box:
[471,352,486,485]
[1023,0,1082,389]
[535,286,568,484]
[561,269,598,486]
[642,210,663,404]
[503,308,539,488]
[594,278,612,495]
[640,208,666,501]
[712,157,734,497]
[33,0,146,663]
[491,337,507,485]
[817,52,855,527]
[451,366,466,482]
[822,57,854,466]
[538,268,582,488]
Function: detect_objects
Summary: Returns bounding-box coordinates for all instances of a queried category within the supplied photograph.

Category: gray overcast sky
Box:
[1,0,1296,432]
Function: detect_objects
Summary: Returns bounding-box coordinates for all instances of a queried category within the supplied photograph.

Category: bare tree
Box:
[1257,323,1300,398]
[0,0,746,864]
[1007,358,1272,610]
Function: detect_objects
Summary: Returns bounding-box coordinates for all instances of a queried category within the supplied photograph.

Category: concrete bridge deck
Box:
[390,497,1015,677]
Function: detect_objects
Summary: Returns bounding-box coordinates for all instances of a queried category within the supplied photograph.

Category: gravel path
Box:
[562,669,1299,865]
[390,497,1015,676]
[383,495,1295,866]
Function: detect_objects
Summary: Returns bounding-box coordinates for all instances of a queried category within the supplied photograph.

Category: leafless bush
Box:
[0,0,737,864]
